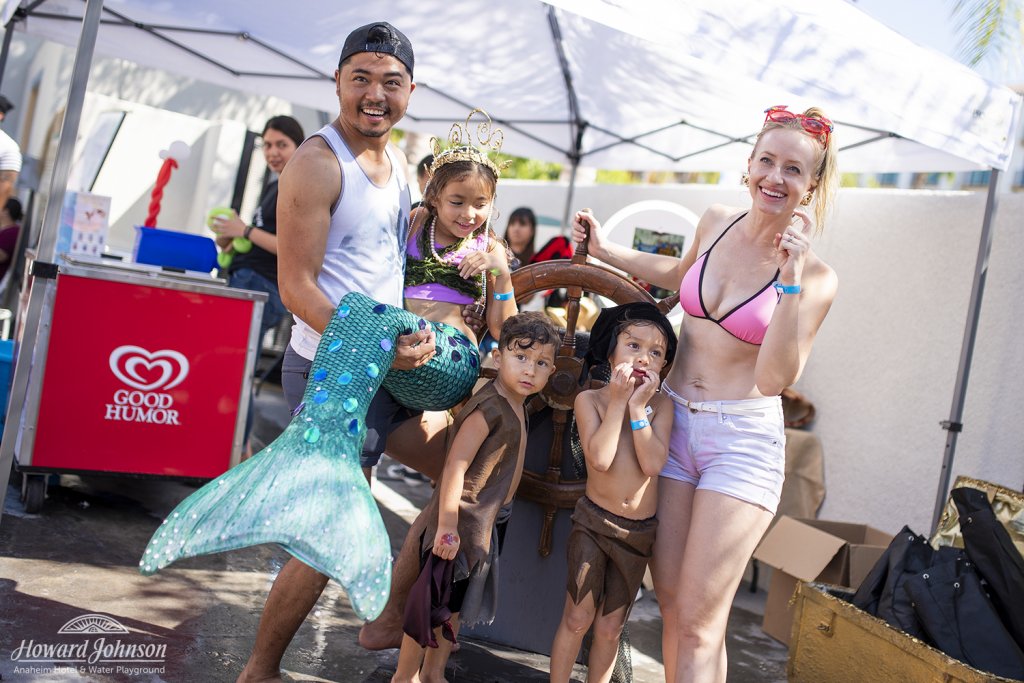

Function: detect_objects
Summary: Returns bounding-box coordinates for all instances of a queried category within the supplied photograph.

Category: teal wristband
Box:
[773,282,801,295]
[630,418,650,431]
[493,291,514,301]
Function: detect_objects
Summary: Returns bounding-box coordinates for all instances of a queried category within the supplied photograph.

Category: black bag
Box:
[952,486,1024,652]
[877,537,938,639]
[852,525,914,615]
[851,525,932,639]
[904,549,1024,680]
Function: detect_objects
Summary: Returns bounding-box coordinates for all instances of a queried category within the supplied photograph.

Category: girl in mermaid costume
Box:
[139,110,519,621]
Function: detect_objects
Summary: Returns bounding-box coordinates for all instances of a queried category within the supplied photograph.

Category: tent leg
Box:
[0,0,105,522]
[561,159,579,234]
[931,169,1001,530]
[0,13,16,92]
[35,0,104,260]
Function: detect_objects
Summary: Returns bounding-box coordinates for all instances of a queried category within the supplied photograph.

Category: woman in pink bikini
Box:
[573,106,839,683]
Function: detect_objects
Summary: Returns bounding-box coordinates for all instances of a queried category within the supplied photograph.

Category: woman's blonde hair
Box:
[755,107,838,232]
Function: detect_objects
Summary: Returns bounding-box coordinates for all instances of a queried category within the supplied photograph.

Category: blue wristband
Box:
[773,282,801,295]
[630,418,650,431]
[493,291,514,301]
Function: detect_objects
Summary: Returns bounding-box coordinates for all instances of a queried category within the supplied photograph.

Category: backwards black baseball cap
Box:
[0,95,13,116]
[338,22,414,78]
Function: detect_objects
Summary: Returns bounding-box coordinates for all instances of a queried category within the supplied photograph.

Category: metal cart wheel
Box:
[20,473,47,513]
[480,230,679,556]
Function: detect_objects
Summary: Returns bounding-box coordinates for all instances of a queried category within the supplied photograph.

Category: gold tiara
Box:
[429,108,512,177]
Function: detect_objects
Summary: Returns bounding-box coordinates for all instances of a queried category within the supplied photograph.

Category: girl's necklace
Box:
[429,215,489,314]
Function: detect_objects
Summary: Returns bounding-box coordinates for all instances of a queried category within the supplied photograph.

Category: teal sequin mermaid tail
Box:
[138,292,480,620]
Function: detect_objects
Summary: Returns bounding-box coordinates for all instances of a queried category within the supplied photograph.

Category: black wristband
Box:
[243,225,254,239]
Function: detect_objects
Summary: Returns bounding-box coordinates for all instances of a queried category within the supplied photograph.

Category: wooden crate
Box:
[787,583,1022,683]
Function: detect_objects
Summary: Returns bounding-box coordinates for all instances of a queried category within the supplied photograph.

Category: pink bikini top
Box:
[679,214,780,345]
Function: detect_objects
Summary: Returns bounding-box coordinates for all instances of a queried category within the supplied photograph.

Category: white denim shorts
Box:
[661,392,786,514]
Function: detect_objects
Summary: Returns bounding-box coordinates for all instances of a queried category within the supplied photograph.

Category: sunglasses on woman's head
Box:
[763,106,833,146]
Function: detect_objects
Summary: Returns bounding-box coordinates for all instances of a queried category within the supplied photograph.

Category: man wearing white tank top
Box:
[238,22,435,682]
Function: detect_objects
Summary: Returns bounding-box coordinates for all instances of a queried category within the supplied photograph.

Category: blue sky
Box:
[851,0,1024,86]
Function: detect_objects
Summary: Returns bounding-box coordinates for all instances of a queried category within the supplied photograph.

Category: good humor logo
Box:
[9,613,167,677]
[105,345,189,425]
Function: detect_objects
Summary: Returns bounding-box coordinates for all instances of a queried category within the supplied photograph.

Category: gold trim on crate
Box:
[789,582,1023,683]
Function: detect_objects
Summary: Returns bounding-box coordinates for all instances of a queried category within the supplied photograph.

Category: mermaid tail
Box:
[138,291,480,620]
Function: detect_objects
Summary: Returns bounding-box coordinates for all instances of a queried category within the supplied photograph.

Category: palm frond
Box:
[950,0,1024,67]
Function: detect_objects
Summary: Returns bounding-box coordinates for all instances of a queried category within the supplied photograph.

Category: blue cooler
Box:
[0,339,13,439]
[133,226,218,272]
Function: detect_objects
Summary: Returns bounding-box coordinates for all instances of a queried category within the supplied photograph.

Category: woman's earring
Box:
[741,173,750,187]
[800,192,813,206]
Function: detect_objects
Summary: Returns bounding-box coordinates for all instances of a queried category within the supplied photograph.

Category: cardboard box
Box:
[789,582,1020,682]
[752,516,892,644]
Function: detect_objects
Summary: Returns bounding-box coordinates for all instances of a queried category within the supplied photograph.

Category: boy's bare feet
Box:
[418,674,448,683]
[358,618,461,653]
[236,664,290,682]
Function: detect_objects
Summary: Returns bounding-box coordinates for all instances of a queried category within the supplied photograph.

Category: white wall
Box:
[807,190,1023,534]
[494,180,1024,535]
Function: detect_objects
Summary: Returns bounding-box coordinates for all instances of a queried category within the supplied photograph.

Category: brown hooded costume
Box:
[412,380,524,628]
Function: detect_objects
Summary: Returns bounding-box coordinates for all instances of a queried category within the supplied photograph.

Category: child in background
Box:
[0,197,22,282]
[393,312,559,683]
[410,153,433,210]
[549,302,677,683]
[503,206,537,270]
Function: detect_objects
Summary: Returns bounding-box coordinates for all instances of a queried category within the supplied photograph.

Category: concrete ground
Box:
[0,383,788,683]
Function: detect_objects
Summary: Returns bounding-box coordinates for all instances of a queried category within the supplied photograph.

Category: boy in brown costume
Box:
[393,311,558,683]
[550,302,677,683]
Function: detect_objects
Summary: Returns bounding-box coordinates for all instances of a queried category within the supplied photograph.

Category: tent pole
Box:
[35,0,104,260]
[931,168,1001,531]
[0,0,105,521]
[561,157,579,234]
[0,11,17,92]
[547,4,586,233]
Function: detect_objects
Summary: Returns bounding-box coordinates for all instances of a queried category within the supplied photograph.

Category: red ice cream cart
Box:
[1,254,266,512]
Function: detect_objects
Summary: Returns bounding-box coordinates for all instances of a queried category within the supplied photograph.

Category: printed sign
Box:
[9,613,167,677]
[55,191,111,261]
[632,227,686,299]
[104,345,190,425]
[31,275,255,477]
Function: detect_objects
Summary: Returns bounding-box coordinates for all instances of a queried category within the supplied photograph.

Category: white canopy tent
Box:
[0,0,1020,524]
[4,0,1019,173]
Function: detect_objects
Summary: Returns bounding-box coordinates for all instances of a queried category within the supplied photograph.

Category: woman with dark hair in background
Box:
[209,114,306,454]
[503,206,536,270]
